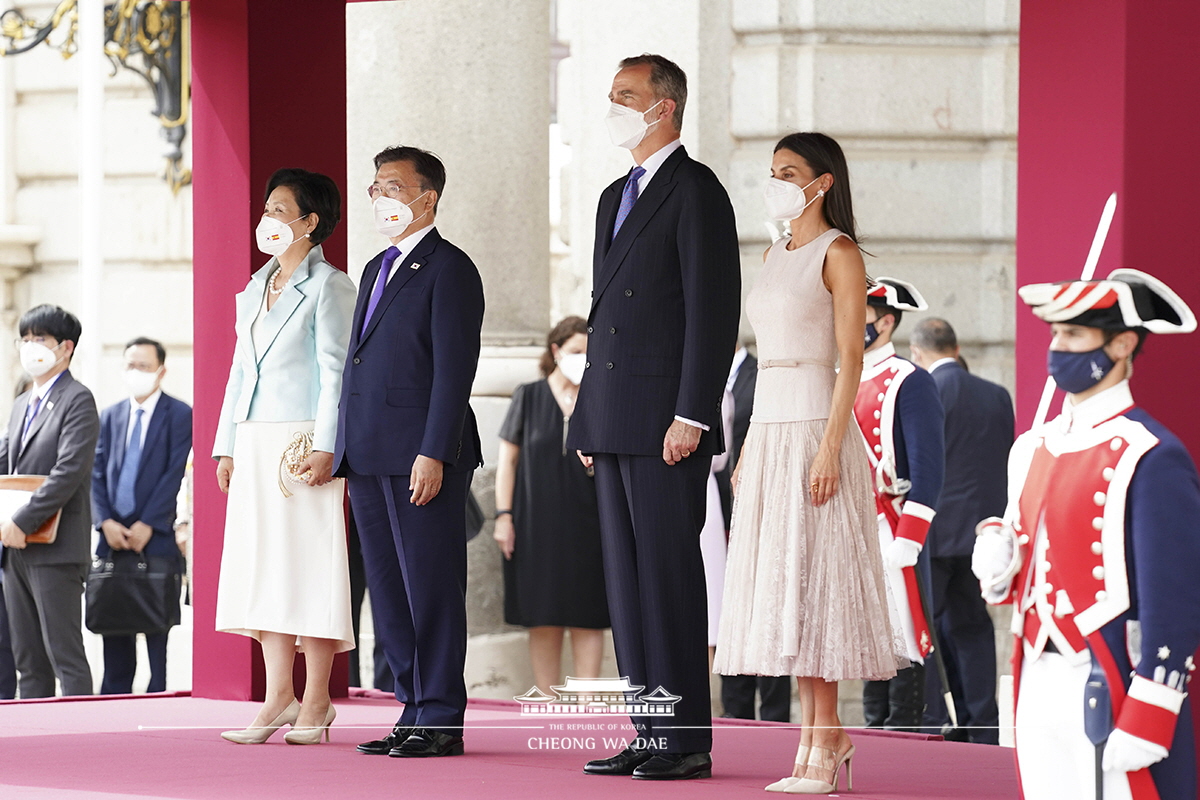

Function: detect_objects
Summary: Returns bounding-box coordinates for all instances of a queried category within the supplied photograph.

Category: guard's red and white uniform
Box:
[986,380,1200,800]
[855,342,944,663]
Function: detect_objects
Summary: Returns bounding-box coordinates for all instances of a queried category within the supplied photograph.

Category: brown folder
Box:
[0,475,60,544]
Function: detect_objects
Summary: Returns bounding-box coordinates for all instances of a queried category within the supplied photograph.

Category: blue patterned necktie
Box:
[361,246,402,338]
[21,394,43,444]
[612,165,646,241]
[114,408,144,518]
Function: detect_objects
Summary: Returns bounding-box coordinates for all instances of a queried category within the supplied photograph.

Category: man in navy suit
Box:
[568,54,741,781]
[337,146,484,759]
[92,337,192,694]
[910,318,1010,744]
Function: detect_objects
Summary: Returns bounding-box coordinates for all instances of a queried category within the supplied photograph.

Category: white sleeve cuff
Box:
[674,415,711,432]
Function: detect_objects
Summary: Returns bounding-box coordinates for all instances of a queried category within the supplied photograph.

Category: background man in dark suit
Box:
[91,337,192,694]
[336,146,484,759]
[0,305,100,697]
[910,317,1011,744]
[717,343,791,722]
[568,54,741,781]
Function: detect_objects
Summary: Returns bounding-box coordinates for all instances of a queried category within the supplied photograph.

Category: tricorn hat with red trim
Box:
[1018,269,1196,334]
[867,277,928,312]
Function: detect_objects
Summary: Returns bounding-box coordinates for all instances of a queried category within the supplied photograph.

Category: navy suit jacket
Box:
[717,353,756,528]
[334,227,485,477]
[566,145,742,458]
[925,362,1013,557]
[92,391,192,561]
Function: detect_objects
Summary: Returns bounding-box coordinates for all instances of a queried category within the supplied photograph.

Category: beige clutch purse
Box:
[278,431,315,498]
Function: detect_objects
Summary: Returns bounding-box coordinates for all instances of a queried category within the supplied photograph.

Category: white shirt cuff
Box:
[674,415,711,431]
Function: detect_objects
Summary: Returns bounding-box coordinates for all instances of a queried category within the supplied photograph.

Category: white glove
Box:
[1102,728,1169,773]
[883,537,921,570]
[972,518,1016,582]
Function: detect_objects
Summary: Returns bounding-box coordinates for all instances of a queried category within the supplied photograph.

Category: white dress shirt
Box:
[927,356,958,373]
[381,223,436,285]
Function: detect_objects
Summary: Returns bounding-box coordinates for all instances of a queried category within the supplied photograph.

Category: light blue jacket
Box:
[212,245,356,459]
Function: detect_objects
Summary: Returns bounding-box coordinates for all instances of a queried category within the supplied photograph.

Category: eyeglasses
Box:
[367,182,424,200]
[14,337,61,351]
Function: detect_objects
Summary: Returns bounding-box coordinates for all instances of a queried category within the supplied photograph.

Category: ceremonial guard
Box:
[974,268,1200,799]
[854,278,945,730]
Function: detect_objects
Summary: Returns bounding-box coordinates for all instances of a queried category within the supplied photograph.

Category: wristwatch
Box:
[494,509,513,519]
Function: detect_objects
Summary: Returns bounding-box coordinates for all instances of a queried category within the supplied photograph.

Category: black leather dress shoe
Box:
[357,724,415,755]
[583,747,655,776]
[632,752,713,780]
[391,728,465,757]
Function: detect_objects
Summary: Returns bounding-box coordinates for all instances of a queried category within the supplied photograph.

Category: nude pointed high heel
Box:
[784,743,854,794]
[220,699,300,744]
[765,744,810,792]
[284,704,337,745]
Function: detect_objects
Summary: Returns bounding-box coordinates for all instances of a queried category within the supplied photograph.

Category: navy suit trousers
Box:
[100,631,168,694]
[348,469,471,736]
[0,577,15,699]
[592,452,711,754]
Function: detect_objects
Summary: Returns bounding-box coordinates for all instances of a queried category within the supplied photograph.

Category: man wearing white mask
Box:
[568,54,741,780]
[91,337,192,694]
[337,146,485,759]
[0,304,100,697]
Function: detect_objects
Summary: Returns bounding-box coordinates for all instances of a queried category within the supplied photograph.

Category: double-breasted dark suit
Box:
[920,359,1012,743]
[0,369,99,697]
[335,226,484,737]
[566,144,741,754]
[91,391,192,694]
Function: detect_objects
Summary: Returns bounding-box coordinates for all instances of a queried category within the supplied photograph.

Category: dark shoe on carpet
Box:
[357,723,414,755]
[632,752,713,780]
[391,728,465,757]
[583,747,655,776]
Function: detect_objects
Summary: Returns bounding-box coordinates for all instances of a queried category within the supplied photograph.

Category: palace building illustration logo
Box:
[515,677,681,716]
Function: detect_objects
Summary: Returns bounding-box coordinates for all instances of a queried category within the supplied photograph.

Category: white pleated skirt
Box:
[214,421,354,653]
[713,419,905,681]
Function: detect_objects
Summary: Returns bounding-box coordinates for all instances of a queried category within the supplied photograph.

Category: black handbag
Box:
[85,551,182,636]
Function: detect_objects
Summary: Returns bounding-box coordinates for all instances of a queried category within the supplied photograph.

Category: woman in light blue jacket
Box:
[214,168,356,745]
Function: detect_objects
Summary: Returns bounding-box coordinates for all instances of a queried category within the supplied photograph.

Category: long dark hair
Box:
[774,132,861,247]
[538,316,589,377]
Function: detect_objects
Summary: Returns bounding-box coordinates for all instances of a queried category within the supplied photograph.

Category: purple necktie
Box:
[612,165,646,241]
[361,246,401,337]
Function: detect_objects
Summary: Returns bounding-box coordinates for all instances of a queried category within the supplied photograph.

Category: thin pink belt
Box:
[758,358,835,369]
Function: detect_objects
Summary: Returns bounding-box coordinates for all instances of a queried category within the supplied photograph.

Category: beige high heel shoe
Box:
[284,704,337,745]
[764,744,810,792]
[220,699,300,744]
[784,742,854,794]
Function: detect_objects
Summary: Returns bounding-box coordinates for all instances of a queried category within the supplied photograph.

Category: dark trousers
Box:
[3,554,92,697]
[347,513,395,692]
[720,675,792,722]
[863,664,926,731]
[100,631,168,694]
[347,469,471,736]
[922,555,1000,744]
[0,577,16,699]
[592,452,711,754]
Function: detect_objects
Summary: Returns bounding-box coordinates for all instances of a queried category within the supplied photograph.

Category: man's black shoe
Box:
[632,752,713,780]
[583,747,655,776]
[357,724,414,755]
[390,728,465,757]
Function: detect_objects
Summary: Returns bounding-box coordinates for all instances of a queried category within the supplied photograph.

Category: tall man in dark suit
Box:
[717,345,792,723]
[336,146,484,759]
[910,317,1011,744]
[0,305,100,697]
[91,337,192,694]
[568,54,741,781]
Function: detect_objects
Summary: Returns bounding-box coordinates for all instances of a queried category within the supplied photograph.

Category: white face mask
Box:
[255,215,309,257]
[557,352,587,385]
[373,192,430,238]
[763,176,824,222]
[122,367,161,398]
[605,99,664,150]
[20,340,64,378]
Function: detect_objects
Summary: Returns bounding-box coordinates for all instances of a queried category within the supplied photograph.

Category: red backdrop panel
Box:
[191,0,348,700]
[1017,1,1200,459]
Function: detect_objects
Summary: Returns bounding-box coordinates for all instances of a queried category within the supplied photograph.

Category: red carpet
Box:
[0,694,1018,799]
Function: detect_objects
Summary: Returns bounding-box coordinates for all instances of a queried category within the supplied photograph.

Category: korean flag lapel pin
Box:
[409,261,421,270]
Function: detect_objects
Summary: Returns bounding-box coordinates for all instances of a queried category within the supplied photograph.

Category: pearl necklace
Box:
[268,266,287,296]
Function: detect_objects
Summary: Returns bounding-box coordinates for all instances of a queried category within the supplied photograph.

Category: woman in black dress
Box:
[494,316,609,694]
